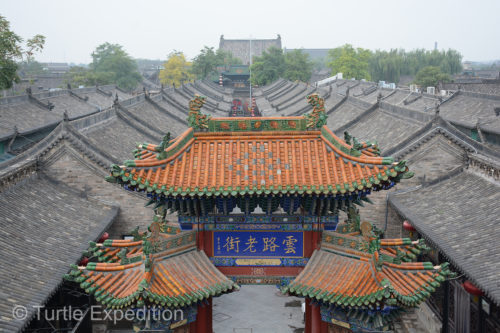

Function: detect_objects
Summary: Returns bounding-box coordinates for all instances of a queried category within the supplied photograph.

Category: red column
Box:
[197,229,205,251]
[311,227,322,251]
[203,231,213,256]
[312,229,319,250]
[305,298,312,333]
[207,297,213,333]
[195,298,213,333]
[311,302,322,333]
[320,320,328,333]
[196,302,207,333]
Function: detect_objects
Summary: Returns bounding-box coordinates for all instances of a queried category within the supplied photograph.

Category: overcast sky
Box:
[3,0,499,64]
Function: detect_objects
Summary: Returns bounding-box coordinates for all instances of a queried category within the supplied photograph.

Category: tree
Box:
[369,49,403,83]
[0,15,45,89]
[327,44,372,80]
[65,66,115,87]
[368,48,462,83]
[284,50,313,82]
[191,47,218,79]
[191,46,241,79]
[89,43,142,90]
[159,51,194,87]
[414,66,450,88]
[250,47,286,85]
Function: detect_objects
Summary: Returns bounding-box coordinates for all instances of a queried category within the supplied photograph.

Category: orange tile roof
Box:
[65,232,237,309]
[107,94,412,197]
[379,238,430,262]
[283,236,452,308]
[109,126,409,197]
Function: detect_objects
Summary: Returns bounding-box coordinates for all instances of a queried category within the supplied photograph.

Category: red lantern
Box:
[98,232,109,243]
[403,220,416,232]
[79,257,89,266]
[463,281,484,296]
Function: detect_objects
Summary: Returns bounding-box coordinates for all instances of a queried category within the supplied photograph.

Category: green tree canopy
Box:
[369,48,462,83]
[89,43,142,90]
[191,46,242,79]
[369,49,404,83]
[65,66,115,88]
[0,15,45,89]
[414,66,450,88]
[327,44,372,80]
[159,51,194,87]
[250,47,286,85]
[284,50,313,82]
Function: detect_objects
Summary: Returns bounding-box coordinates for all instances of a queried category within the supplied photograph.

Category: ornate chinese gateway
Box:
[65,94,453,332]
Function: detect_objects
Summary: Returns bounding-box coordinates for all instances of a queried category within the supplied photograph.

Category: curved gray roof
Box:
[390,171,500,305]
[0,174,118,332]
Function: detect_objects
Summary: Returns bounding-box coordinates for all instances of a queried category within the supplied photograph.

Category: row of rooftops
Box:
[0,77,500,330]
[1,77,499,150]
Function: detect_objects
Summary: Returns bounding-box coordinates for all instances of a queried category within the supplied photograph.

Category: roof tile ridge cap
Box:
[137,132,183,151]
[129,128,194,166]
[214,115,303,120]
[367,251,386,289]
[194,130,319,137]
[379,238,412,245]
[150,244,197,261]
[104,239,144,247]
[321,125,353,150]
[382,261,431,270]
[162,128,193,153]
[321,134,387,165]
[89,260,143,271]
[131,136,194,167]
[321,242,372,259]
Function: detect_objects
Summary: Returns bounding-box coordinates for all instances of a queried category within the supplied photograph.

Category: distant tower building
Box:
[219,34,282,65]
[434,41,438,50]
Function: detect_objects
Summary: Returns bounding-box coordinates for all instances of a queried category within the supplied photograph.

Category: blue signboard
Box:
[213,231,303,258]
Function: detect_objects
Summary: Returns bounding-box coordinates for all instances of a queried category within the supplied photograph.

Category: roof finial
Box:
[188,95,210,130]
[305,93,326,129]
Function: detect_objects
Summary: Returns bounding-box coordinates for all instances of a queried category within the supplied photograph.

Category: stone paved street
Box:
[213,285,305,333]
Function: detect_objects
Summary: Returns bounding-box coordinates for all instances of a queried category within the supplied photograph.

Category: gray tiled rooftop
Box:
[0,175,118,332]
[390,171,500,304]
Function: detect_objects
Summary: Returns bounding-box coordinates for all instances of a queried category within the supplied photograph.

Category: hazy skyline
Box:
[3,0,500,64]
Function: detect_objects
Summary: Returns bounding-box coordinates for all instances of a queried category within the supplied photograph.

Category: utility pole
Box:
[249,37,252,117]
